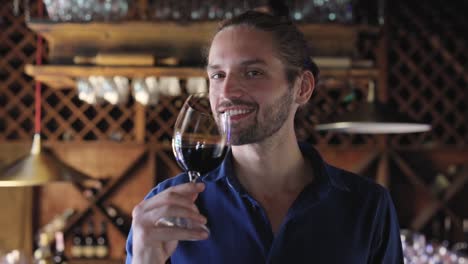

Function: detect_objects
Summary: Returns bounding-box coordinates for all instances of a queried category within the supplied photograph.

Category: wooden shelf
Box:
[70,259,123,264]
[25,64,378,89]
[24,64,207,89]
[27,20,379,63]
[24,19,380,89]
[27,20,218,64]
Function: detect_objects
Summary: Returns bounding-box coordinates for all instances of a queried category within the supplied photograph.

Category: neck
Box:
[231,126,312,196]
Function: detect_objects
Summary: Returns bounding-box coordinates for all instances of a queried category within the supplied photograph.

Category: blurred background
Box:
[0,0,467,263]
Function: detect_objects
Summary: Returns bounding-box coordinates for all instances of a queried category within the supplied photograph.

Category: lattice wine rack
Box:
[4,1,466,147]
[387,1,468,147]
[384,0,468,242]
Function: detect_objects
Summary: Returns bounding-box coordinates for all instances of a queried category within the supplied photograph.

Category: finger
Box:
[151,204,207,224]
[153,226,209,241]
[168,182,205,196]
[144,191,200,213]
[138,183,205,212]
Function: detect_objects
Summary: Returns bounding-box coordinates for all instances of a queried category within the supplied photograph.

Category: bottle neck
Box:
[100,222,107,236]
[464,219,468,242]
[87,221,94,236]
[55,232,65,253]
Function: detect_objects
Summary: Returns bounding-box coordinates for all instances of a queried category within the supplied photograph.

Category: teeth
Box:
[225,109,252,116]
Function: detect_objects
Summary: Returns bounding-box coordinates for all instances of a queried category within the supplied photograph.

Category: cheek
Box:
[208,79,222,94]
[248,79,285,100]
[209,91,218,110]
[242,79,270,93]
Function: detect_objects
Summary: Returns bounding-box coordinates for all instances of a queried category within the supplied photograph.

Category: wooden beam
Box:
[134,103,146,143]
[350,150,380,175]
[25,65,207,78]
[376,152,390,187]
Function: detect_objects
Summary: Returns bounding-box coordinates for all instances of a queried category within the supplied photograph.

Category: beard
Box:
[230,89,293,146]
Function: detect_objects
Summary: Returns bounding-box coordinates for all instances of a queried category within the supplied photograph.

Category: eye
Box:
[209,72,225,80]
[246,70,263,78]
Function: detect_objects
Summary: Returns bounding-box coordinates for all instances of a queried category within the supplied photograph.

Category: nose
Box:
[220,73,243,99]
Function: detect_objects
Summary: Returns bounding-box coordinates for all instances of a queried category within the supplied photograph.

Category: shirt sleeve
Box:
[125,228,134,264]
[369,188,404,264]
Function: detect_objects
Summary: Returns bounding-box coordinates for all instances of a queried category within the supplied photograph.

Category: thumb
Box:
[189,182,205,202]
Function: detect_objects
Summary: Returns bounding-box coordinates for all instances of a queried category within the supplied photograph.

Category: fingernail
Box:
[195,214,206,223]
[200,216,207,224]
[199,231,209,239]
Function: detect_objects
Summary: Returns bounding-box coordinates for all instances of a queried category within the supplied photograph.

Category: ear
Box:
[295,71,315,105]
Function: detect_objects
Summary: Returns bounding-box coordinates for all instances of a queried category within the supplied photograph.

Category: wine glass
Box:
[156,93,230,233]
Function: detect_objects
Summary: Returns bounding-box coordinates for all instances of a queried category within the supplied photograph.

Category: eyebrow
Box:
[206,59,268,71]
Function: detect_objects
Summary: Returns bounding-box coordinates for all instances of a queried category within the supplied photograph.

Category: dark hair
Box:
[211,10,319,86]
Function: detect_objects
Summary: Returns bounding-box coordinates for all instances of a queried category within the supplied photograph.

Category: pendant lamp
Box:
[315,81,431,134]
[0,0,93,187]
[0,134,99,187]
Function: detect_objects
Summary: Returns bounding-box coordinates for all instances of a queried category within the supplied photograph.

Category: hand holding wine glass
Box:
[157,93,230,231]
[172,93,230,182]
[131,93,229,263]
[131,183,208,264]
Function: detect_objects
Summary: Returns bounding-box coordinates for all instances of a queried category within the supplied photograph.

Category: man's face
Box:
[207,26,295,146]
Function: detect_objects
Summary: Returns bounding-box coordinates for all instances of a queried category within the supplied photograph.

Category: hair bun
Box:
[268,0,290,18]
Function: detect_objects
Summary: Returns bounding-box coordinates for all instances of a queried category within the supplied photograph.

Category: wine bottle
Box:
[73,53,155,66]
[82,220,96,259]
[156,57,179,66]
[431,172,450,198]
[95,221,110,259]
[42,208,75,242]
[443,216,452,244]
[431,213,442,242]
[81,179,101,199]
[102,204,132,236]
[70,227,84,259]
[452,219,468,257]
[465,219,468,243]
[34,232,52,264]
[74,178,109,199]
[53,231,68,264]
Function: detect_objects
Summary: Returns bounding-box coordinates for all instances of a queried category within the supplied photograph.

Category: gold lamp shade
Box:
[315,101,432,134]
[0,134,91,187]
[316,81,431,134]
[0,1,85,187]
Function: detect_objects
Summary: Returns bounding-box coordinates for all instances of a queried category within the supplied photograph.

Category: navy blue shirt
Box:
[126,143,403,263]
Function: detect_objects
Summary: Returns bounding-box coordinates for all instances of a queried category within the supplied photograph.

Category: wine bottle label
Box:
[71,246,82,258]
[95,245,109,258]
[83,245,95,258]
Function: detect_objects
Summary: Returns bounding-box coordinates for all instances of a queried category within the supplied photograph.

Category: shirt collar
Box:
[298,142,350,193]
[202,148,234,182]
[202,142,350,194]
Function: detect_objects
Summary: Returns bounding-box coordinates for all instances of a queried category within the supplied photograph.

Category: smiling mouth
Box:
[220,108,255,120]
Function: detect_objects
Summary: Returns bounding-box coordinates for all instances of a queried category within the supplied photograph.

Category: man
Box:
[126,10,403,264]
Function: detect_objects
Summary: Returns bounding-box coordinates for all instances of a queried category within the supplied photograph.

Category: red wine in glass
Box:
[157,93,230,234]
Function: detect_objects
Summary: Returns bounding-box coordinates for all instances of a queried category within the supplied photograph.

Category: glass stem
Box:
[188,171,201,183]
